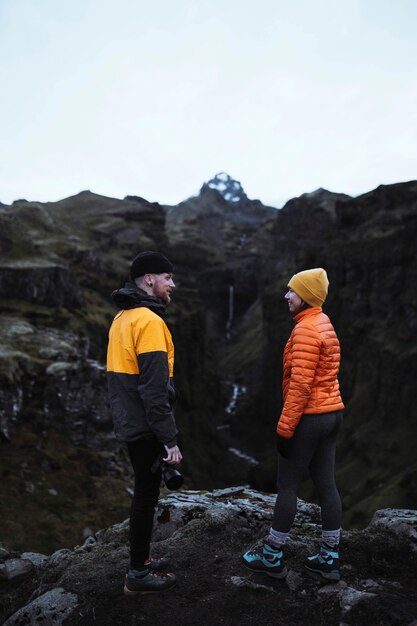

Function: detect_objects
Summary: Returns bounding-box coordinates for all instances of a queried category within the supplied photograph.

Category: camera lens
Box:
[162,463,184,490]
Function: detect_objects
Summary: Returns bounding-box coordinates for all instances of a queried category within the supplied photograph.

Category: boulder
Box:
[3,587,78,626]
[0,558,34,582]
[369,508,417,550]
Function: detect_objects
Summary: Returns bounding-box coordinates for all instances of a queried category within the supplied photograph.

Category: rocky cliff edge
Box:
[0,487,416,626]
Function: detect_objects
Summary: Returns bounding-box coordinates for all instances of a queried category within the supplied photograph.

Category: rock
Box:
[285,569,304,591]
[0,386,23,441]
[0,558,34,582]
[20,552,48,567]
[369,509,417,550]
[47,549,72,568]
[75,536,96,553]
[0,547,11,562]
[3,587,78,626]
[42,358,113,446]
[359,578,381,591]
[316,580,378,618]
[228,575,275,593]
[0,264,83,308]
[339,585,378,614]
[317,580,347,597]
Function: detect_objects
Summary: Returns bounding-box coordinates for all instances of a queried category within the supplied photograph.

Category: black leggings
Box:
[273,411,343,532]
[127,437,164,568]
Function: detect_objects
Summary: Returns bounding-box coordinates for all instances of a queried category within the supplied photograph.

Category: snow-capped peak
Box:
[204,172,247,203]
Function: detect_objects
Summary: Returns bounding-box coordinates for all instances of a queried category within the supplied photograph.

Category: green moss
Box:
[0,428,131,553]
[221,301,263,377]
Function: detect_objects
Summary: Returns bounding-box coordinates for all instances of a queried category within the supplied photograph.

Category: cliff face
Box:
[0,488,416,626]
[0,178,416,553]
[241,182,417,526]
[0,192,173,551]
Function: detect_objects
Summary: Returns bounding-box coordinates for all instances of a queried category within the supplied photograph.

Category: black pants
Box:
[273,411,343,533]
[127,437,163,569]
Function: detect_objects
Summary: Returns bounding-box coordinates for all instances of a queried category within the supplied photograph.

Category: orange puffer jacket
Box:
[277,307,344,439]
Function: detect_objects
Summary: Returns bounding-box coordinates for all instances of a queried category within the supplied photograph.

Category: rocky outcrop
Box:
[0,488,416,626]
[0,263,83,308]
[0,320,112,446]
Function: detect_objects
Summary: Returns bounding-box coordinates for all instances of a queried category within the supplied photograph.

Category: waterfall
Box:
[226,284,234,339]
[219,383,257,465]
[225,383,247,415]
[228,447,259,466]
[225,384,239,414]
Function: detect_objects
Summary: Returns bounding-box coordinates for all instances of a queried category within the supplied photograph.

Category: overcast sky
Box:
[1,0,416,208]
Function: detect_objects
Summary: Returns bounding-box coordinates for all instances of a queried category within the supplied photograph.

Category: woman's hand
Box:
[276,435,293,458]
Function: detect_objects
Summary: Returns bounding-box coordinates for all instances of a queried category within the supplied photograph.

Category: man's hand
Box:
[163,445,183,465]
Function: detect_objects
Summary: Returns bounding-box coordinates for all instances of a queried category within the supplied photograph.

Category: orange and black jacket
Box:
[107,283,178,446]
[277,307,344,439]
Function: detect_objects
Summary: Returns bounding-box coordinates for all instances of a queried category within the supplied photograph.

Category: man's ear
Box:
[144,273,154,287]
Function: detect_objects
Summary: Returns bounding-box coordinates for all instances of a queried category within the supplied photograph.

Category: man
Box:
[107,251,182,594]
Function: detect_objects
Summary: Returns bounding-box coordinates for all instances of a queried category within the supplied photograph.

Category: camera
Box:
[151,453,184,491]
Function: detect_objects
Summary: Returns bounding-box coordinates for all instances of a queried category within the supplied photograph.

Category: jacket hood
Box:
[111,282,166,316]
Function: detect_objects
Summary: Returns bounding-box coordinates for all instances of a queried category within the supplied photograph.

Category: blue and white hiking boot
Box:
[305,542,340,581]
[242,538,288,579]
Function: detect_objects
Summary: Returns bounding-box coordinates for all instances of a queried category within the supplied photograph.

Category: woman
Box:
[242,268,344,581]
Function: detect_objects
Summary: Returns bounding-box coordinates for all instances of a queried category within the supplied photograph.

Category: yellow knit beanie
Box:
[288,268,329,307]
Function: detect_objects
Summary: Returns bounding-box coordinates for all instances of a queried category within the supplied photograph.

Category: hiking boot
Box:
[242,538,288,579]
[305,542,340,581]
[144,556,170,571]
[124,569,176,595]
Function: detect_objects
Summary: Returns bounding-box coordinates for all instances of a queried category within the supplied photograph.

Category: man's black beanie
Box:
[130,251,174,280]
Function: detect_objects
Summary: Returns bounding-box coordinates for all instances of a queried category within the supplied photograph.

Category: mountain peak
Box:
[201,172,248,203]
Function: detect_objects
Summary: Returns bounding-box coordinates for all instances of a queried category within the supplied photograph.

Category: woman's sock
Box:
[268,528,288,548]
[322,528,341,548]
